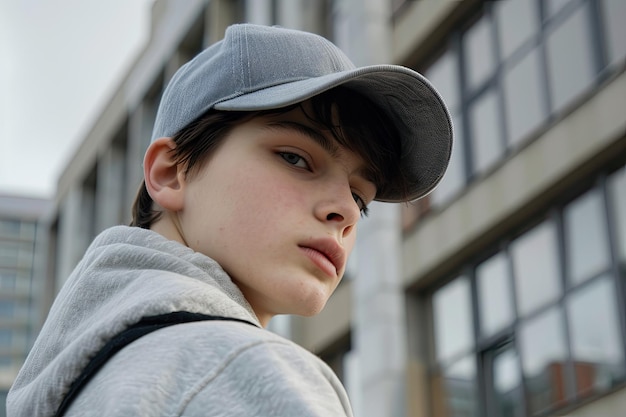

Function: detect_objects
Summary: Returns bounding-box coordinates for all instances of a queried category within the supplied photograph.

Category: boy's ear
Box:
[143,137,186,211]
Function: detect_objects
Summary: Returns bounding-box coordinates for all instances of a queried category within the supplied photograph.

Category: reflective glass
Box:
[495,0,538,59]
[601,0,626,67]
[0,220,22,238]
[0,300,15,318]
[511,221,561,316]
[425,49,460,112]
[503,47,545,146]
[519,307,569,414]
[564,188,610,285]
[477,252,514,337]
[0,356,13,369]
[0,271,17,290]
[608,166,626,261]
[5,331,26,350]
[0,244,20,267]
[493,348,524,417]
[567,276,626,397]
[0,329,11,346]
[546,0,574,19]
[469,89,503,174]
[432,113,465,206]
[433,276,474,362]
[546,5,595,111]
[463,14,495,90]
[0,392,7,412]
[439,356,479,417]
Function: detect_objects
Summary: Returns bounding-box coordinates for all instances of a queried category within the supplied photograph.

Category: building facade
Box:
[0,195,50,414]
[37,0,626,416]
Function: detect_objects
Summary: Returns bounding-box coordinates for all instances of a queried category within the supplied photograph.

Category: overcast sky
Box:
[0,0,154,199]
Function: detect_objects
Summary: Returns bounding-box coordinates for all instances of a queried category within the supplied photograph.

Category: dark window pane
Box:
[469,88,503,174]
[432,356,479,417]
[564,188,610,285]
[503,47,545,146]
[426,48,460,112]
[433,276,474,362]
[519,307,569,414]
[511,221,561,316]
[492,347,524,417]
[0,390,6,417]
[546,0,574,19]
[0,271,17,291]
[567,275,626,398]
[0,220,22,238]
[495,0,538,59]
[0,330,11,347]
[477,252,514,337]
[0,301,15,318]
[463,14,495,90]
[601,0,626,67]
[546,5,595,111]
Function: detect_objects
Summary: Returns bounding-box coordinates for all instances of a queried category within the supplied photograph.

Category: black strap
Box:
[54,312,256,417]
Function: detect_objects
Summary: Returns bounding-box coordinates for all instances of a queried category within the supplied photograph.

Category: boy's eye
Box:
[352,193,370,217]
[279,152,309,169]
[279,150,370,217]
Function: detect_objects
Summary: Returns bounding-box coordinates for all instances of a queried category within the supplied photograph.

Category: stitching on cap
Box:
[243,26,251,88]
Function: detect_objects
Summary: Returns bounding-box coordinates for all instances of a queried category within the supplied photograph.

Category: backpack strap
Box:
[54,312,257,417]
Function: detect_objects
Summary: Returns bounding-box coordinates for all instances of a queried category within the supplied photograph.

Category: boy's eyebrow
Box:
[265,120,340,157]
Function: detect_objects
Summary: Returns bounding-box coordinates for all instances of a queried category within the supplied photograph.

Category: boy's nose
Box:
[315,190,360,238]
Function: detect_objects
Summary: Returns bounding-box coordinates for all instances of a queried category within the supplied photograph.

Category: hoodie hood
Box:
[7,226,259,416]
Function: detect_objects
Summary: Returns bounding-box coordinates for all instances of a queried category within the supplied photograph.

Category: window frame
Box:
[425,163,626,416]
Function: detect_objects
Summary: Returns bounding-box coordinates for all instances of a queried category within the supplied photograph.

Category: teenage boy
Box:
[7,24,452,416]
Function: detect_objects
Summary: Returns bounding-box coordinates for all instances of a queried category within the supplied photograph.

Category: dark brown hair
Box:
[130,86,405,228]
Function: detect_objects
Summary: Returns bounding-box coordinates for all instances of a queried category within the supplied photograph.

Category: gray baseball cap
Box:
[152,23,453,202]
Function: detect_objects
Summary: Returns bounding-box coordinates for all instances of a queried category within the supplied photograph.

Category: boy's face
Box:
[163,105,376,326]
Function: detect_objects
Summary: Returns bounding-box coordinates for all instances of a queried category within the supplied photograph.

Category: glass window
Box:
[495,0,538,59]
[0,329,11,346]
[435,356,479,417]
[0,271,17,290]
[0,390,7,416]
[431,113,466,206]
[0,245,20,267]
[0,300,15,318]
[546,0,575,20]
[608,166,626,261]
[469,89,503,174]
[0,355,12,370]
[567,275,625,397]
[0,220,21,238]
[433,276,474,362]
[546,5,596,112]
[519,306,569,414]
[21,221,36,237]
[491,347,524,417]
[601,0,626,74]
[463,14,495,90]
[564,188,610,285]
[511,221,562,316]
[477,252,514,337]
[425,49,460,112]
[503,47,545,146]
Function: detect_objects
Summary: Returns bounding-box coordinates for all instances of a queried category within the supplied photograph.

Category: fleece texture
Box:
[7,226,353,417]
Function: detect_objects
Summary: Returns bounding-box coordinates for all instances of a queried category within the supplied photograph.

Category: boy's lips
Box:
[298,238,346,277]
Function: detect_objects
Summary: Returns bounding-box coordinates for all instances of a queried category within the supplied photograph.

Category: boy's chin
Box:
[294,296,331,317]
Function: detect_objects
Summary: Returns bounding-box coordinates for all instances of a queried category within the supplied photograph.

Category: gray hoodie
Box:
[7,226,353,416]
